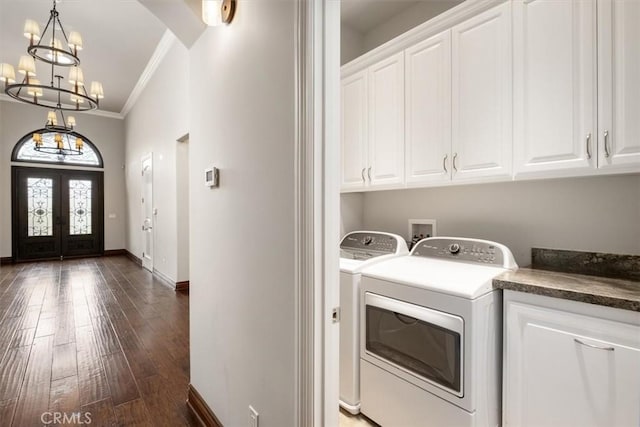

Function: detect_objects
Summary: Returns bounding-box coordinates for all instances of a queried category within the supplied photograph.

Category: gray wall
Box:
[347,175,640,266]
[124,39,189,283]
[340,0,463,64]
[0,100,126,257]
[188,1,296,426]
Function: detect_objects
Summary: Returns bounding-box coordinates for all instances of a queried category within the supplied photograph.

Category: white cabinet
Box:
[405,2,512,187]
[451,1,513,182]
[341,70,368,191]
[341,53,404,191]
[368,53,405,187]
[514,0,640,178]
[597,0,640,171]
[503,291,640,427]
[405,30,452,186]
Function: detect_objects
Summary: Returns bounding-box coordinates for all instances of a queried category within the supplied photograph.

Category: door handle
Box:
[367,166,372,181]
[603,130,611,158]
[361,168,365,183]
[443,154,448,173]
[452,153,458,173]
[586,133,592,159]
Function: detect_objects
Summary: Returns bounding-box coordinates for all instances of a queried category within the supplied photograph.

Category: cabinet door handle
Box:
[361,168,365,183]
[574,338,614,352]
[367,166,371,182]
[603,130,611,158]
[586,133,592,159]
[452,153,458,173]
[443,154,448,173]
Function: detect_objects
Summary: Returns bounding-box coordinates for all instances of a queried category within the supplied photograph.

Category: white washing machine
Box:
[359,237,517,427]
[339,231,409,414]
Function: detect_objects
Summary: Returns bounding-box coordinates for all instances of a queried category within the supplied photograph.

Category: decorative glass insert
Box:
[69,180,92,235]
[27,177,54,237]
[13,131,102,167]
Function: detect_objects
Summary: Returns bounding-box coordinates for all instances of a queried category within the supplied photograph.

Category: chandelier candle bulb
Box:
[67,116,76,128]
[23,19,41,44]
[18,55,36,77]
[68,31,83,54]
[33,133,43,147]
[47,110,57,126]
[0,63,16,84]
[76,137,83,151]
[90,81,104,99]
[55,134,63,149]
[27,79,43,98]
[68,66,84,87]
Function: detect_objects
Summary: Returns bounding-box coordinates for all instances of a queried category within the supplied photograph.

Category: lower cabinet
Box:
[503,290,640,427]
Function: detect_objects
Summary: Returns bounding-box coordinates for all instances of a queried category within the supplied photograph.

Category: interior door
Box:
[12,166,104,261]
[141,154,154,272]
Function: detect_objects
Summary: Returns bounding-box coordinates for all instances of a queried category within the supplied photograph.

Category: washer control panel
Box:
[411,237,512,267]
[340,232,400,255]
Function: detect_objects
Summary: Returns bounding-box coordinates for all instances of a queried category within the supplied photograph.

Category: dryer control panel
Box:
[411,237,518,269]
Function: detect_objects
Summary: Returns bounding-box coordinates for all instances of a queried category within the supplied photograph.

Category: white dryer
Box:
[339,231,409,414]
[359,237,517,427]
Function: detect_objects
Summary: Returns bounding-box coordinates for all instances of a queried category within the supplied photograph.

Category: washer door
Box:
[363,292,464,397]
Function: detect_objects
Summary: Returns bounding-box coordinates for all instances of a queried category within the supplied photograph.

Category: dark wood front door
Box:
[12,166,104,261]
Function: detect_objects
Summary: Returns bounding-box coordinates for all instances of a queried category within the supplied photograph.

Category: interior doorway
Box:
[141,154,154,272]
[11,166,104,261]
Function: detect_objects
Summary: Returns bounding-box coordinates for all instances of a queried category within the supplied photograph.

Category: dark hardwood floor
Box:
[0,256,199,426]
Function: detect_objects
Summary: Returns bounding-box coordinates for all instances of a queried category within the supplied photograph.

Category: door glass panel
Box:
[27,177,54,237]
[366,304,462,393]
[69,179,92,235]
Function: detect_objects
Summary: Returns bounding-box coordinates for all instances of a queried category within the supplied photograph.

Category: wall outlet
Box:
[248,406,259,427]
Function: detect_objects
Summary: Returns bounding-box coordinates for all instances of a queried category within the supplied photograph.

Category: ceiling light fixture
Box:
[0,0,104,111]
[202,0,236,26]
[32,105,84,156]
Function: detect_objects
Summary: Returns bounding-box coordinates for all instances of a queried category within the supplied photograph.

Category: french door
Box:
[12,166,104,261]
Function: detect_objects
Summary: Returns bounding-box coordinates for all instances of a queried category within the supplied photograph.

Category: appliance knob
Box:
[363,236,373,245]
[449,243,461,254]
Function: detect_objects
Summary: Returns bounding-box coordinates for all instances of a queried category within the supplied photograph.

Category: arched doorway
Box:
[11,130,105,261]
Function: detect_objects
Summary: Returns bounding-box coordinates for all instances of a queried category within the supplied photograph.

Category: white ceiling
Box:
[0,0,168,114]
[341,0,423,34]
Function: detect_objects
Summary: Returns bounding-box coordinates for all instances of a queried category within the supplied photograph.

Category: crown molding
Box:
[120,29,177,118]
[0,94,124,120]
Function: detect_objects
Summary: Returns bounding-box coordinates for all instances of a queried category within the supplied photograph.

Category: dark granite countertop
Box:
[494,268,640,312]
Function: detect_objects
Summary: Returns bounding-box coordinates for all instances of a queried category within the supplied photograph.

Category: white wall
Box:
[188,1,296,426]
[362,0,463,53]
[356,175,640,266]
[340,192,364,237]
[0,100,126,257]
[176,138,189,282]
[124,39,189,283]
[341,24,365,65]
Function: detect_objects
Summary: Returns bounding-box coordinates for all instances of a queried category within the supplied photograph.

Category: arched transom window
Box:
[12,129,103,168]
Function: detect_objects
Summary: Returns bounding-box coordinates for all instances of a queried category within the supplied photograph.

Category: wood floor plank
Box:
[0,399,17,426]
[76,325,111,406]
[12,335,54,427]
[52,342,77,381]
[0,347,31,401]
[0,256,196,426]
[114,398,152,427]
[102,351,140,406]
[49,376,79,414]
[81,398,117,427]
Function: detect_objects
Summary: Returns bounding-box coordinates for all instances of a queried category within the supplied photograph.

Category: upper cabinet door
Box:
[341,70,368,191]
[597,0,640,171]
[451,2,513,182]
[368,52,405,187]
[513,0,597,177]
[405,30,452,186]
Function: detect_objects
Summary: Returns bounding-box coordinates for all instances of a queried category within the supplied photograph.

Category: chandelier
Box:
[0,0,104,111]
[33,106,84,156]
